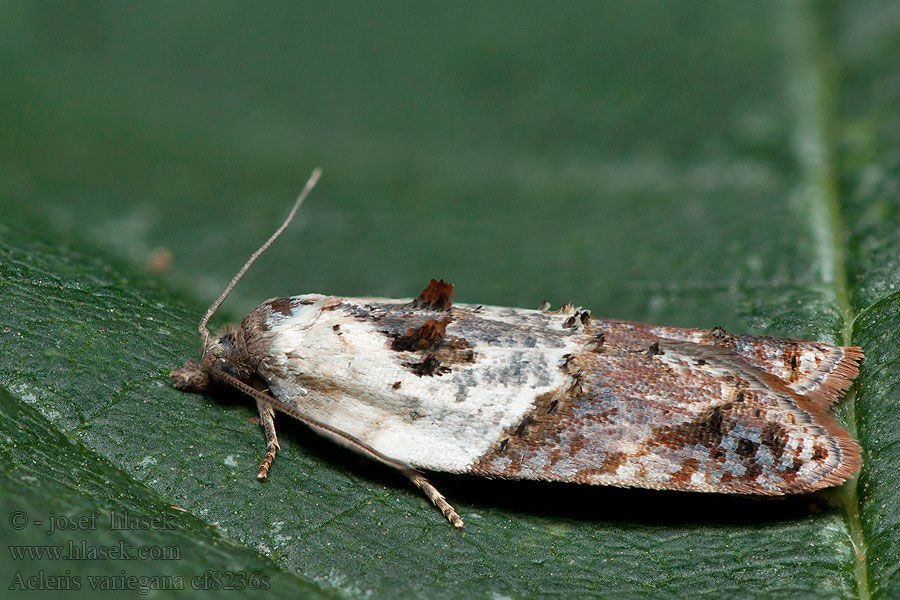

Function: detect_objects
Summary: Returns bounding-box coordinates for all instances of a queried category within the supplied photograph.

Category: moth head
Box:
[171,325,253,392]
[202,325,255,381]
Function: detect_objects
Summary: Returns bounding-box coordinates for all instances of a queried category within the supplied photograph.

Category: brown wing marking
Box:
[468,335,860,495]
[413,279,454,311]
[597,319,862,408]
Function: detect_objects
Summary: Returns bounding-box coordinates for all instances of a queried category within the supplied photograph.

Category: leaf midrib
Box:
[788,1,869,598]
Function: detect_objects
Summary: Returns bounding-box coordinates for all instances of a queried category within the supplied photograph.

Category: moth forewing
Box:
[172,171,863,529]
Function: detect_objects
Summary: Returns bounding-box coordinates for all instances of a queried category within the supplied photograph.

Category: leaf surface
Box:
[1,1,898,598]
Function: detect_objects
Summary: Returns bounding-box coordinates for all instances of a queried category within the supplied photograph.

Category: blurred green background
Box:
[3,0,814,322]
[2,1,900,598]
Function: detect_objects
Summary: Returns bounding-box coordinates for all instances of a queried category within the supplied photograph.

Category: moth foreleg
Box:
[403,469,464,529]
[254,399,280,481]
[170,359,211,392]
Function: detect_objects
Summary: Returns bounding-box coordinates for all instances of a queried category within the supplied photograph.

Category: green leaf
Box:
[0,384,337,599]
[1,1,898,598]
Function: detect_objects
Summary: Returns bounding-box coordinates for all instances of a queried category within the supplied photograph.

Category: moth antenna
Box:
[199,167,323,346]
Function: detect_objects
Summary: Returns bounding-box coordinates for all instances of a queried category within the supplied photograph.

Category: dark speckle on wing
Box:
[337,299,577,391]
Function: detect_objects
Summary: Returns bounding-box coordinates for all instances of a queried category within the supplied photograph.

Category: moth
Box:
[172,169,862,529]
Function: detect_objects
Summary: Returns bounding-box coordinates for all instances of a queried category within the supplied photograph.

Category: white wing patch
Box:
[255,297,581,472]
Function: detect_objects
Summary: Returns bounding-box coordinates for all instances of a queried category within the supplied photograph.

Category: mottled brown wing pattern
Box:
[618,319,862,407]
[469,319,861,494]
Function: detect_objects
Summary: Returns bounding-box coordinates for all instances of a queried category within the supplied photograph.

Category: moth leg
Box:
[208,369,464,528]
[170,359,210,392]
[255,399,280,481]
[403,469,464,529]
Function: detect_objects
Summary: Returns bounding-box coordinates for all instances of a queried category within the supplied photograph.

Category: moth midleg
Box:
[208,370,466,529]
[254,399,280,481]
[403,469,464,529]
